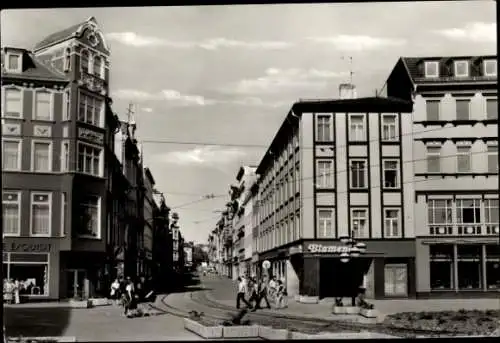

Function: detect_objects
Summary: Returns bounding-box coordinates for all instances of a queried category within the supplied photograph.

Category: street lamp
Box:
[337,228,367,263]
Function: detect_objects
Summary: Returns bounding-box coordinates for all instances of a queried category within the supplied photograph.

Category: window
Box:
[317,209,334,238]
[64,48,71,72]
[457,245,482,290]
[7,54,20,70]
[32,141,52,172]
[77,195,101,238]
[455,99,470,120]
[61,142,70,172]
[430,244,454,290]
[486,245,500,290]
[456,145,471,173]
[295,165,300,194]
[2,139,21,171]
[3,88,22,118]
[295,212,301,240]
[3,191,21,236]
[350,160,367,189]
[424,61,439,78]
[349,115,365,141]
[316,115,331,141]
[382,115,397,141]
[487,145,498,173]
[426,146,441,173]
[351,209,368,238]
[30,193,51,236]
[428,199,453,225]
[316,160,334,188]
[80,50,90,74]
[383,160,399,189]
[486,99,497,120]
[384,209,400,238]
[426,100,440,121]
[484,60,497,77]
[34,91,52,121]
[93,56,103,78]
[3,253,50,296]
[485,199,499,225]
[454,61,469,77]
[384,264,407,296]
[77,143,102,176]
[61,193,67,237]
[456,199,481,224]
[62,90,70,120]
[78,93,103,127]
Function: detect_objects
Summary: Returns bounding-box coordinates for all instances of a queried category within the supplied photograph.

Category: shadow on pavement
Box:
[167,272,211,294]
[4,307,71,337]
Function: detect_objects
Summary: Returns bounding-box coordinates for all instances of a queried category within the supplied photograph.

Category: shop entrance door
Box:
[66,269,87,299]
[384,264,408,297]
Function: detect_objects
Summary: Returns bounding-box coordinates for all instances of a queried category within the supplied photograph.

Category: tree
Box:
[192,245,209,266]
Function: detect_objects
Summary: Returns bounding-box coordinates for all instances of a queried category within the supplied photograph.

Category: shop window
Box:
[430,244,454,290]
[3,253,49,296]
[486,245,500,290]
[457,245,482,290]
[384,264,407,296]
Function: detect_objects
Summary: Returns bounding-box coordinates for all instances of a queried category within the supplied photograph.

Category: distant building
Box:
[255,94,414,301]
[386,56,499,298]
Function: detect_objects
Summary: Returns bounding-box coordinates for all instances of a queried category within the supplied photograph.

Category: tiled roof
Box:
[33,21,86,51]
[1,49,69,82]
[400,55,497,83]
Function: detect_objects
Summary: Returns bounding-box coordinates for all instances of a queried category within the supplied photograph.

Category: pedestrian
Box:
[236,277,252,310]
[14,279,20,304]
[357,273,368,305]
[268,276,277,300]
[257,278,271,309]
[4,279,14,304]
[110,278,120,304]
[275,280,287,309]
[249,278,260,311]
[121,277,135,317]
[136,275,146,303]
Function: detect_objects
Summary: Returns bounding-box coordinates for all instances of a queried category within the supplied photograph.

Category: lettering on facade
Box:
[78,127,104,144]
[3,242,51,253]
[307,244,353,254]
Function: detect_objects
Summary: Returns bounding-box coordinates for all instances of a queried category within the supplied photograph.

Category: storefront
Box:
[416,237,500,298]
[292,240,416,300]
[2,239,60,301]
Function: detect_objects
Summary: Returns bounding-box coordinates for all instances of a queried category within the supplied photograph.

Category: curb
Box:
[6,337,77,342]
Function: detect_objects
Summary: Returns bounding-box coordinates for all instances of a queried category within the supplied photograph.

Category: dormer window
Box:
[6,53,21,72]
[484,59,497,77]
[424,61,439,78]
[454,60,469,77]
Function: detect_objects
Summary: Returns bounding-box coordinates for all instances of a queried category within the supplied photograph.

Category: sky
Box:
[1,1,496,244]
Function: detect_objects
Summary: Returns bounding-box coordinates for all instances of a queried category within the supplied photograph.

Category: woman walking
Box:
[236,277,252,310]
[275,280,287,309]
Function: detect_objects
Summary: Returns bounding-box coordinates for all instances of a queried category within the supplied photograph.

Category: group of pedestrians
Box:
[236,275,287,311]
[109,275,154,318]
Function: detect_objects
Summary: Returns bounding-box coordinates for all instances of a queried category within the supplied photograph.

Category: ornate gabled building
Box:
[2,17,115,300]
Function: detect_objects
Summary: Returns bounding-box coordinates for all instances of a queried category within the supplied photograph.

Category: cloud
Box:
[227,68,349,94]
[106,32,292,50]
[141,107,153,113]
[161,146,246,166]
[307,34,406,51]
[112,89,215,106]
[434,22,496,43]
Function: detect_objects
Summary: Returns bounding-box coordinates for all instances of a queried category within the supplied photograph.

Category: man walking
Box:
[257,278,271,309]
[236,277,252,309]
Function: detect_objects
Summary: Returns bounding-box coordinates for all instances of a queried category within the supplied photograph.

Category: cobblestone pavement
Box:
[203,274,500,319]
[4,300,202,341]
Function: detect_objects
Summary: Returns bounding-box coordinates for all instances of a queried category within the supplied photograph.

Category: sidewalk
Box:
[203,275,500,321]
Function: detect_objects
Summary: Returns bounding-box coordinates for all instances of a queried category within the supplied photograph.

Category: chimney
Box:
[339,83,357,99]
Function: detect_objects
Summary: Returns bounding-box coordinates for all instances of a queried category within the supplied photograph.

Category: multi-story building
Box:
[143,167,157,279]
[152,192,173,291]
[250,180,260,277]
[230,166,258,279]
[255,85,414,301]
[2,17,116,300]
[386,55,499,298]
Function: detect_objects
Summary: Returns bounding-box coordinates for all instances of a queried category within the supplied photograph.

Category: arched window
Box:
[64,48,71,72]
[93,55,103,78]
[80,50,90,74]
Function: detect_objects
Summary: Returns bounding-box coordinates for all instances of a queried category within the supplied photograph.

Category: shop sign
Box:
[3,242,51,253]
[307,244,354,254]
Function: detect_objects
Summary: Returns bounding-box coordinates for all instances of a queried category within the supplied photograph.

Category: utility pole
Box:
[341,56,354,84]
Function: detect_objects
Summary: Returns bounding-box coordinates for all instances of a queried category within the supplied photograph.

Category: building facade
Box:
[152,193,173,291]
[142,167,157,278]
[386,55,499,298]
[255,91,414,301]
[2,17,114,300]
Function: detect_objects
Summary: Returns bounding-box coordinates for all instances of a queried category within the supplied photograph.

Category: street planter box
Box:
[359,308,379,318]
[257,325,289,340]
[291,331,375,340]
[183,318,223,339]
[298,295,319,304]
[68,299,92,309]
[294,295,300,302]
[89,298,111,307]
[332,306,360,314]
[222,325,259,338]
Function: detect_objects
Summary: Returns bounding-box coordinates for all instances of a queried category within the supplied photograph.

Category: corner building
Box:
[2,17,114,300]
[256,90,415,302]
[386,55,499,298]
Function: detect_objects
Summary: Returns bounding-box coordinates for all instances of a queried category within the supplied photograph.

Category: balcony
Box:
[78,71,107,95]
[428,224,499,236]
